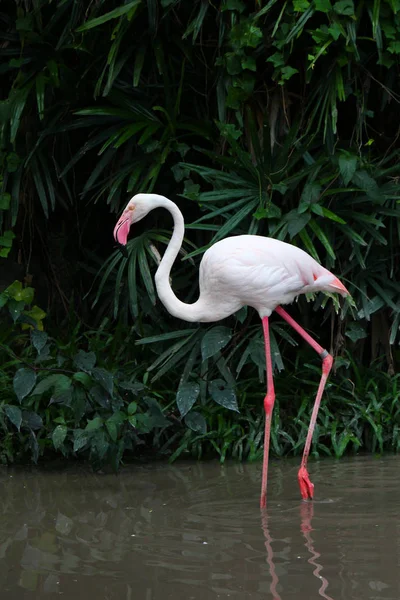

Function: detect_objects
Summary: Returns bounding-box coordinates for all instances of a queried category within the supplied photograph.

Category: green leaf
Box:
[52,425,68,450]
[279,66,299,82]
[33,374,71,396]
[286,211,311,238]
[73,372,93,387]
[184,411,207,434]
[333,0,355,15]
[0,231,15,248]
[85,416,103,432]
[10,84,32,143]
[308,219,336,259]
[222,0,246,11]
[8,299,24,322]
[31,330,48,354]
[0,193,11,210]
[294,0,311,11]
[22,411,43,430]
[74,350,96,372]
[92,430,109,459]
[176,382,200,417]
[319,207,346,224]
[209,379,239,412]
[352,170,379,197]
[105,418,118,442]
[13,368,37,402]
[76,1,141,31]
[136,329,197,345]
[144,397,170,428]
[73,430,90,452]
[345,323,368,342]
[5,280,22,298]
[201,326,232,360]
[133,45,146,87]
[315,0,332,11]
[339,153,357,185]
[300,182,321,206]
[128,401,137,414]
[4,405,22,431]
[266,52,285,68]
[230,21,262,48]
[92,367,114,396]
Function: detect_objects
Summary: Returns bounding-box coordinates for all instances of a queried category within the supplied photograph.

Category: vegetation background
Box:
[1,0,400,469]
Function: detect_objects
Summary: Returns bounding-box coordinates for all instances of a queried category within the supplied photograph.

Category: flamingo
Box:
[113,193,348,508]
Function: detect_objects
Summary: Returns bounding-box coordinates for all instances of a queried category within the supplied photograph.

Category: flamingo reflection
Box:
[300,502,334,600]
[260,504,334,600]
[260,510,282,600]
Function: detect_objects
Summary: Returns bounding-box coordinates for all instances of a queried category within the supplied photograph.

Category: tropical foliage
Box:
[1,0,400,467]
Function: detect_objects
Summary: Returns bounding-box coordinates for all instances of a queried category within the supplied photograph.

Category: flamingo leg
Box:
[260,316,275,509]
[275,305,333,501]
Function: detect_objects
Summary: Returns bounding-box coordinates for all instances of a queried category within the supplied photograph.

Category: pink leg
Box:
[275,306,333,501]
[260,316,275,509]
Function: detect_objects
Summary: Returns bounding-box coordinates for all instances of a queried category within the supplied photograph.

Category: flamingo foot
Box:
[298,466,314,501]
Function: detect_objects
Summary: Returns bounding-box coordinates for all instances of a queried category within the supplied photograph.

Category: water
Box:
[1,455,399,599]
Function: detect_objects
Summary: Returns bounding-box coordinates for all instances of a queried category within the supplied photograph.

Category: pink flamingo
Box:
[114,194,348,508]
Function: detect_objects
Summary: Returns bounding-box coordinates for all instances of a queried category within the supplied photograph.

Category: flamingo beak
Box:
[113,210,131,257]
[330,277,349,297]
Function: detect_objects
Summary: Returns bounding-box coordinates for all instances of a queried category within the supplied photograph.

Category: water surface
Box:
[1,455,399,599]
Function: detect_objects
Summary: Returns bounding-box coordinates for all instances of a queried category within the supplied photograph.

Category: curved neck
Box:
[153,196,205,322]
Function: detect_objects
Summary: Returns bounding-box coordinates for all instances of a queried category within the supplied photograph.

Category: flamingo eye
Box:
[128,205,135,211]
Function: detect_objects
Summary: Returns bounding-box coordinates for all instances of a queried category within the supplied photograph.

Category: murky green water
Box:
[0,456,399,599]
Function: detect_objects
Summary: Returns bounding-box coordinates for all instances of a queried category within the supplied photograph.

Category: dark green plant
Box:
[1,1,400,467]
[0,324,173,467]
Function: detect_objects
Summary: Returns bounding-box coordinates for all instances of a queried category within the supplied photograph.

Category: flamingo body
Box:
[197,235,340,320]
[114,193,349,507]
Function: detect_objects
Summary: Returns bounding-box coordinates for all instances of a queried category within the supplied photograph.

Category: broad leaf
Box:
[209,379,239,412]
[73,429,91,452]
[22,411,43,430]
[128,401,137,414]
[92,367,114,396]
[13,368,36,402]
[91,430,109,459]
[74,350,96,372]
[176,382,200,417]
[4,405,22,431]
[184,411,207,434]
[315,0,332,11]
[85,416,103,432]
[31,330,48,354]
[345,323,368,342]
[89,385,110,408]
[333,0,355,15]
[286,211,311,238]
[105,418,118,442]
[144,397,171,428]
[201,326,232,361]
[73,372,92,387]
[339,153,357,186]
[52,425,68,450]
[33,374,71,396]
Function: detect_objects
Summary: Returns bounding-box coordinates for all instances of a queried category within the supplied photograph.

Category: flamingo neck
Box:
[153,197,205,323]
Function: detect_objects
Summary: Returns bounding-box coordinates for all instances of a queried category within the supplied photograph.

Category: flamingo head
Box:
[113,194,156,253]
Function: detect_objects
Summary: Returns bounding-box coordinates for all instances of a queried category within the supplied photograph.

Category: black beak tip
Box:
[116,242,128,258]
